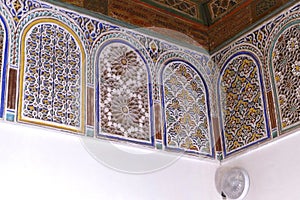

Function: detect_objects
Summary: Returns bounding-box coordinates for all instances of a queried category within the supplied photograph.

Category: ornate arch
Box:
[18,18,85,133]
[268,19,300,133]
[94,32,154,145]
[158,52,213,157]
[218,50,270,156]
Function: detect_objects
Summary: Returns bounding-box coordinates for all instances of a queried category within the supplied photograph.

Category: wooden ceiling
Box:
[59,0,296,51]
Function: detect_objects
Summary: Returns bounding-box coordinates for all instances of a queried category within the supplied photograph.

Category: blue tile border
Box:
[6,110,15,122]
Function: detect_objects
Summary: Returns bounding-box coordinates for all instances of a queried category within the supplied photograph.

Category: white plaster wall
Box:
[223,129,300,200]
[0,121,220,200]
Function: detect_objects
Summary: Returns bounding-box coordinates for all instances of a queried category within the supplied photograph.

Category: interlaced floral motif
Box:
[4,0,50,23]
[22,24,81,129]
[59,10,120,48]
[220,55,268,154]
[272,24,300,129]
[99,44,151,142]
[162,62,211,155]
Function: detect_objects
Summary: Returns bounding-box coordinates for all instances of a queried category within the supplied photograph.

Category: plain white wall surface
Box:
[0,121,220,200]
[223,129,300,200]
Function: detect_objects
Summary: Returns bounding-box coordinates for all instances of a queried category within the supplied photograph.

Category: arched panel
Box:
[0,15,9,118]
[270,22,300,132]
[96,41,154,145]
[18,19,85,133]
[219,52,270,156]
[161,60,213,157]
